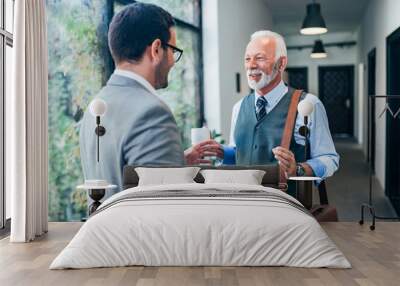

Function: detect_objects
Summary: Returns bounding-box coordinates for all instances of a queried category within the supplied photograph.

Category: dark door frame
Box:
[385,26,400,214]
[318,65,355,137]
[286,67,309,92]
[367,48,376,172]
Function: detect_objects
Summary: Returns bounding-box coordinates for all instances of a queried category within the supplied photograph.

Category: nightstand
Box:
[288,176,321,209]
[77,180,117,215]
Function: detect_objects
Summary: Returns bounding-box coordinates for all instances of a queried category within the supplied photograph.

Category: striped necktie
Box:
[256,96,268,121]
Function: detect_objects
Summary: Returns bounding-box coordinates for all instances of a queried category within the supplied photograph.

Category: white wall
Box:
[357,0,400,190]
[285,32,360,138]
[202,0,273,142]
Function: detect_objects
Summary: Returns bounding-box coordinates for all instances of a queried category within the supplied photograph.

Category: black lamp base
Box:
[95,125,106,136]
[88,188,106,215]
[299,126,308,137]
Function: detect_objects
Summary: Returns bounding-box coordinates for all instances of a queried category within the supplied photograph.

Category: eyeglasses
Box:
[165,43,183,63]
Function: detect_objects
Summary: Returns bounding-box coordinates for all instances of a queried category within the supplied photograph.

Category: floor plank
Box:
[328,139,397,220]
[0,222,399,286]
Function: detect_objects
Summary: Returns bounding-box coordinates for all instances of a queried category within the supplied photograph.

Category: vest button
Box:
[254,145,258,149]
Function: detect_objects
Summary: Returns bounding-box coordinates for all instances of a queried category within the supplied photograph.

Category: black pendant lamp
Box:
[300,1,328,35]
[310,40,327,58]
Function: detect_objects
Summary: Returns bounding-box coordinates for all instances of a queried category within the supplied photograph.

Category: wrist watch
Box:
[296,164,306,176]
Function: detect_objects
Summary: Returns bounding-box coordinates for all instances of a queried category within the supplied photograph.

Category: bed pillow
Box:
[200,169,266,185]
[135,167,201,186]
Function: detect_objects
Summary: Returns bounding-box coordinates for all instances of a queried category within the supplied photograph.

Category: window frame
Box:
[174,15,205,126]
[112,0,204,125]
[0,0,13,235]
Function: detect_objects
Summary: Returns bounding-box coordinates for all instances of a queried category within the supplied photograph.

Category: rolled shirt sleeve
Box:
[222,145,236,165]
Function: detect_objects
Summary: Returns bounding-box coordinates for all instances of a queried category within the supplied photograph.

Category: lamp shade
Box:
[297,99,314,116]
[89,98,107,117]
[300,3,328,35]
[310,40,327,58]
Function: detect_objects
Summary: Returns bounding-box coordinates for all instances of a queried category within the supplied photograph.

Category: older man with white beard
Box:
[222,30,339,192]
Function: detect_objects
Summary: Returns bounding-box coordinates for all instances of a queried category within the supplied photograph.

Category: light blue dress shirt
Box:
[223,81,340,180]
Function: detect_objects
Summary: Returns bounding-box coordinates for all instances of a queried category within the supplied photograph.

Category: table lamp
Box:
[89,98,107,162]
[297,99,314,161]
[78,98,114,217]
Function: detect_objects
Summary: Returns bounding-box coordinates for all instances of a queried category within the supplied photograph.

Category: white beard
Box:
[247,69,271,90]
[247,65,279,90]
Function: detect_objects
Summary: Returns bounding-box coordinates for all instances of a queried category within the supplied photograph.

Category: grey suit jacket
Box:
[79,74,185,193]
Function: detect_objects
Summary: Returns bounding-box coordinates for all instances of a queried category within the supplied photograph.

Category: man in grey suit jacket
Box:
[80,3,222,193]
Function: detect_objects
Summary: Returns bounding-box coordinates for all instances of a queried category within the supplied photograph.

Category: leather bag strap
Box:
[279,89,303,185]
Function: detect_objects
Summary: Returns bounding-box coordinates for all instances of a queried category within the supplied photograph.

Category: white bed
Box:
[50,183,350,269]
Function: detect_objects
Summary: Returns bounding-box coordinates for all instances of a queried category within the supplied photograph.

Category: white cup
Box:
[191,127,223,166]
[191,127,210,146]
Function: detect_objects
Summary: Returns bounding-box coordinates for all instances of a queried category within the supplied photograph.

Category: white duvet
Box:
[50,183,350,269]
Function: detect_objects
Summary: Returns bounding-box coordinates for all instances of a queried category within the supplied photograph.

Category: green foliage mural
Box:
[47,0,201,221]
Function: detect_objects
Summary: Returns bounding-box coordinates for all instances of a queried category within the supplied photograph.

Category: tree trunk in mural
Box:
[97,0,115,85]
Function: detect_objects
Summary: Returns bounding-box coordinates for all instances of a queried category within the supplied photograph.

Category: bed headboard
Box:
[122,164,285,190]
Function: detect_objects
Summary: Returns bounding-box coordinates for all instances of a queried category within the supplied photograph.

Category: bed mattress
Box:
[50,183,350,269]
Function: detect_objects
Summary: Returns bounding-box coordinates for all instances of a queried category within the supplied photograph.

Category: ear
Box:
[278,57,288,72]
[149,39,163,64]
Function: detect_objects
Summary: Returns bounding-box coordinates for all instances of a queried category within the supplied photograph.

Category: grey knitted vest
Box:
[234,87,307,165]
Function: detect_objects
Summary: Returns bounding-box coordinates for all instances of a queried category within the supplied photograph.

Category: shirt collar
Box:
[254,80,288,109]
[114,69,157,95]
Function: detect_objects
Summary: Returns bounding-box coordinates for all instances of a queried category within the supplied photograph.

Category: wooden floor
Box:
[328,139,396,220]
[0,222,399,286]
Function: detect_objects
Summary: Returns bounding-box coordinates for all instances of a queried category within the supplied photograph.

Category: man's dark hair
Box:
[108,2,175,63]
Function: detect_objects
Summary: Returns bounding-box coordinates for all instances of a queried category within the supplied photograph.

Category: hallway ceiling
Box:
[264,0,371,36]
